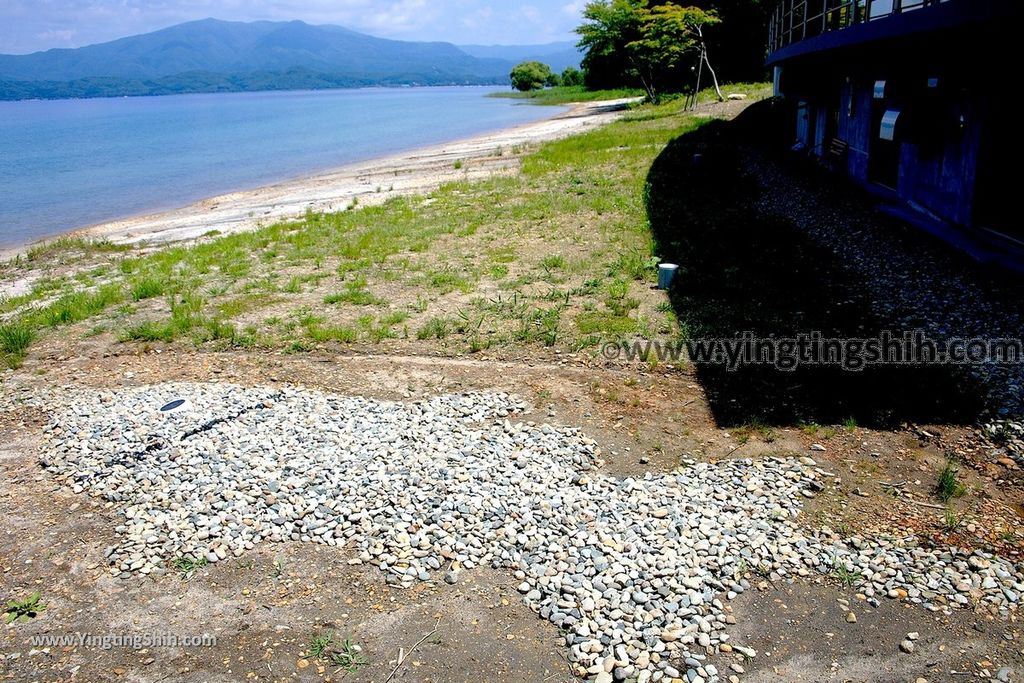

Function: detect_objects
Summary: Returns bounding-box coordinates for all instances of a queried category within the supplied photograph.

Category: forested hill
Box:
[0,19,579,100]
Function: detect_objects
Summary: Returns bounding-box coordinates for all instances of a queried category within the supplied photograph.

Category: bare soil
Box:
[2,347,1022,682]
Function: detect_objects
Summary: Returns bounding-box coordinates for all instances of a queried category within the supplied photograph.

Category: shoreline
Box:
[0,98,637,264]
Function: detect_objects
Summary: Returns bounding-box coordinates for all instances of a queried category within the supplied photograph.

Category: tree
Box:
[628,3,721,103]
[577,0,644,91]
[657,0,770,83]
[576,0,727,101]
[509,61,555,91]
[560,66,585,87]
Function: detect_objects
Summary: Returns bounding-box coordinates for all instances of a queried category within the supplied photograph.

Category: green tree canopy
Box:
[560,66,585,87]
[577,0,643,91]
[509,61,555,91]
[577,0,728,100]
[677,0,769,83]
[629,3,720,102]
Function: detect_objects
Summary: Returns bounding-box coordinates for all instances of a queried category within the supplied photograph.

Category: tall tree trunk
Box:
[703,49,724,102]
[690,45,705,110]
[629,56,658,104]
[696,26,724,102]
[641,73,658,104]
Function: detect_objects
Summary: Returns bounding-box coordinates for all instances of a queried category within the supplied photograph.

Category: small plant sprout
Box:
[171,554,208,577]
[936,460,968,502]
[830,560,862,589]
[307,631,367,673]
[942,506,966,532]
[308,631,334,659]
[328,637,368,672]
[5,592,45,624]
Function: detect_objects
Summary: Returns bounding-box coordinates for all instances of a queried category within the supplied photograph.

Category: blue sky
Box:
[0,0,588,54]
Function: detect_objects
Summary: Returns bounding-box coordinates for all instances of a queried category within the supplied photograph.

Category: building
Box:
[766,0,1019,255]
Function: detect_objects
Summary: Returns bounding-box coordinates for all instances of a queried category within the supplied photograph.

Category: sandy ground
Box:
[0,98,637,263]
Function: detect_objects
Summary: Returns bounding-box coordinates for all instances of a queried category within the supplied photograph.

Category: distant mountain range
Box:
[0,19,582,100]
[458,42,583,73]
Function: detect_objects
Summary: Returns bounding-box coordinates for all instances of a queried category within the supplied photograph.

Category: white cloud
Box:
[460,6,494,30]
[519,4,542,24]
[34,28,76,45]
[561,0,586,17]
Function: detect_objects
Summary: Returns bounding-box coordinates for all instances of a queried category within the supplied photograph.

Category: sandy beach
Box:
[20,98,635,256]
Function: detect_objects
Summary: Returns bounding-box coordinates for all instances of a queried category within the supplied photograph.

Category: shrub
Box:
[510,61,555,91]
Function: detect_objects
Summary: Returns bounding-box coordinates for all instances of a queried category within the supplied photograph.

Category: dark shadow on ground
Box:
[644,99,987,428]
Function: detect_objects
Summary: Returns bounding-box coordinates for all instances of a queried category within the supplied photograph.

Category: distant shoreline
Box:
[0,80,511,104]
[0,97,637,266]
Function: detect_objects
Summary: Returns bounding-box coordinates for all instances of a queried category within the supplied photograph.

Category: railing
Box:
[768,0,951,54]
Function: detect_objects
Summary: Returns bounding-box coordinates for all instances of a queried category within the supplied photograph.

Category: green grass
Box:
[324,288,384,306]
[170,554,208,576]
[692,81,773,105]
[34,283,125,328]
[119,320,175,342]
[491,85,644,105]
[0,321,35,368]
[308,632,334,659]
[612,249,659,281]
[307,324,359,344]
[427,269,473,294]
[24,237,131,264]
[306,632,367,673]
[0,84,770,360]
[129,277,165,301]
[417,317,451,340]
[328,637,368,672]
[380,311,409,326]
[830,563,862,589]
[541,255,566,270]
[575,312,637,336]
[942,506,965,532]
[936,461,968,502]
[514,307,561,346]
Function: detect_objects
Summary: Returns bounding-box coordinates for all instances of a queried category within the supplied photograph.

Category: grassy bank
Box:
[491,82,768,107]
[490,85,644,105]
[0,90,768,370]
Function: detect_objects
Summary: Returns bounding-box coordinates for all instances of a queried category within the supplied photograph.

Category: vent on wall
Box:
[880,110,901,141]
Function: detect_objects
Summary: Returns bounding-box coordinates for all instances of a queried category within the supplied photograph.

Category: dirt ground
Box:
[2,345,1023,682]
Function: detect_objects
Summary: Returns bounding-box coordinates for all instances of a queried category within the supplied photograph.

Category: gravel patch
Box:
[982,418,1024,466]
[34,383,1024,682]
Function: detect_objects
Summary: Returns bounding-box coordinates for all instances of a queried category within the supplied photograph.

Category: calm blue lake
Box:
[0,87,557,248]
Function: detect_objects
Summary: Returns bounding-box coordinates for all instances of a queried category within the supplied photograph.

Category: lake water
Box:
[0,87,558,248]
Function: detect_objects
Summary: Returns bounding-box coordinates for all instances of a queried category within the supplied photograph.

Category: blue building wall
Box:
[840,81,873,183]
[770,2,1016,244]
